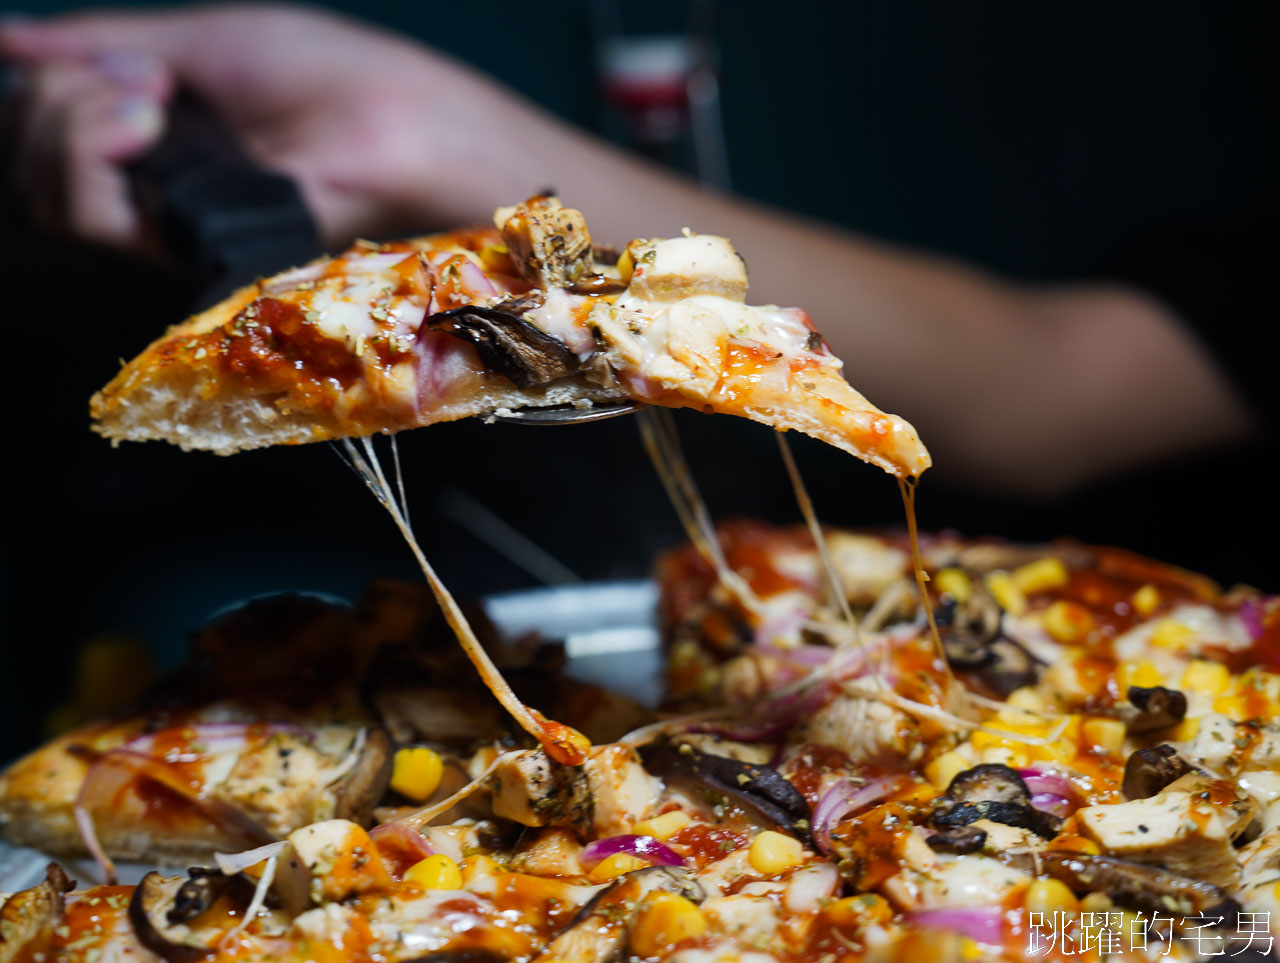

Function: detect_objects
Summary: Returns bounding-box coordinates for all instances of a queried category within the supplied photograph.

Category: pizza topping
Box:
[929,763,1059,838]
[1078,771,1258,890]
[643,740,813,846]
[621,235,747,303]
[425,305,581,388]
[0,864,71,957]
[1121,683,1188,731]
[1005,849,1238,919]
[495,195,594,288]
[812,774,913,855]
[1122,743,1194,799]
[924,824,988,855]
[213,839,287,875]
[903,905,1006,947]
[579,834,685,869]
[130,871,245,962]
[275,819,391,916]
[543,866,704,963]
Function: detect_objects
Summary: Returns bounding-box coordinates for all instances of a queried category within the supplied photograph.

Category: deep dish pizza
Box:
[91,195,928,479]
[3,528,1279,963]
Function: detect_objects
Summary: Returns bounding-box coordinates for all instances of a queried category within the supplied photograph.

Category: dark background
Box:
[2,0,1275,760]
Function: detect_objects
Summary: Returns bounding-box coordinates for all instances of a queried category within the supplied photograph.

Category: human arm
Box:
[0,4,1256,493]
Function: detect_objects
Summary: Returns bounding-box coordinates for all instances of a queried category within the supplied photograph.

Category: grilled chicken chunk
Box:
[1077,773,1255,889]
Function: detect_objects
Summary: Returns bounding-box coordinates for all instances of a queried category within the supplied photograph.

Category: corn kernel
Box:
[978,745,1017,767]
[587,852,649,883]
[1081,717,1126,756]
[993,708,1047,735]
[1182,659,1230,695]
[629,892,706,956]
[748,830,805,876]
[1025,878,1078,915]
[1006,687,1046,712]
[985,571,1027,616]
[1052,834,1101,856]
[633,810,692,841]
[616,247,636,285]
[1013,557,1069,595]
[390,747,443,802]
[934,568,972,603]
[1213,694,1248,718]
[459,855,501,886]
[1132,584,1161,617]
[1169,716,1200,741]
[478,242,510,273]
[1121,659,1163,690]
[405,853,462,890]
[925,751,969,789]
[1042,600,1094,644]
[1151,618,1195,650]
[823,893,892,929]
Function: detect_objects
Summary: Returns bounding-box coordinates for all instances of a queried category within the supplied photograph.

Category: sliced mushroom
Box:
[1003,850,1238,920]
[935,594,1041,695]
[535,867,702,963]
[1122,685,1188,732]
[926,825,988,855]
[1122,744,1194,800]
[642,740,813,845]
[930,764,1058,839]
[167,868,256,925]
[975,636,1042,697]
[425,306,581,388]
[332,728,393,824]
[567,274,628,296]
[0,863,72,963]
[935,594,1002,668]
[130,870,253,962]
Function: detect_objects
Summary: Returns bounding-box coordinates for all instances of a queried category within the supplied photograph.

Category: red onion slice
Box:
[1029,792,1073,819]
[370,821,437,864]
[1019,769,1077,801]
[907,906,1006,945]
[750,642,835,667]
[578,834,684,869]
[813,774,911,854]
[1240,598,1268,642]
[123,722,313,760]
[74,805,117,885]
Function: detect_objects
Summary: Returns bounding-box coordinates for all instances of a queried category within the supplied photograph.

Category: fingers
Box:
[10,58,167,250]
[0,12,173,62]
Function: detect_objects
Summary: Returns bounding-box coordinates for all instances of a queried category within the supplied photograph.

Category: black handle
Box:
[127,92,320,304]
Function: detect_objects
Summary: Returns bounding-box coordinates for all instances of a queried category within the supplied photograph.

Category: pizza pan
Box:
[0,580,661,893]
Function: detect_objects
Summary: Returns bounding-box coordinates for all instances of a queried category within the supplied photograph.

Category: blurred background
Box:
[2,0,1274,759]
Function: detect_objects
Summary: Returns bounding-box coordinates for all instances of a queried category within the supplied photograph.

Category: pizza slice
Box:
[91,195,930,478]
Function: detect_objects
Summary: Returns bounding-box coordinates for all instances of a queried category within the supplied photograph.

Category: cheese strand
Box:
[774,433,867,655]
[637,408,763,615]
[336,438,587,766]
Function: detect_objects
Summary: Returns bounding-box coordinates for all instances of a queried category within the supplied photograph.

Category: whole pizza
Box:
[2,199,1277,963]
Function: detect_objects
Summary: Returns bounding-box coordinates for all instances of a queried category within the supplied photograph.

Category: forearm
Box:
[430,108,1254,493]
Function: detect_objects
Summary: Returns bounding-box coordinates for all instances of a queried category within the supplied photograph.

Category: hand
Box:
[0,4,551,254]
